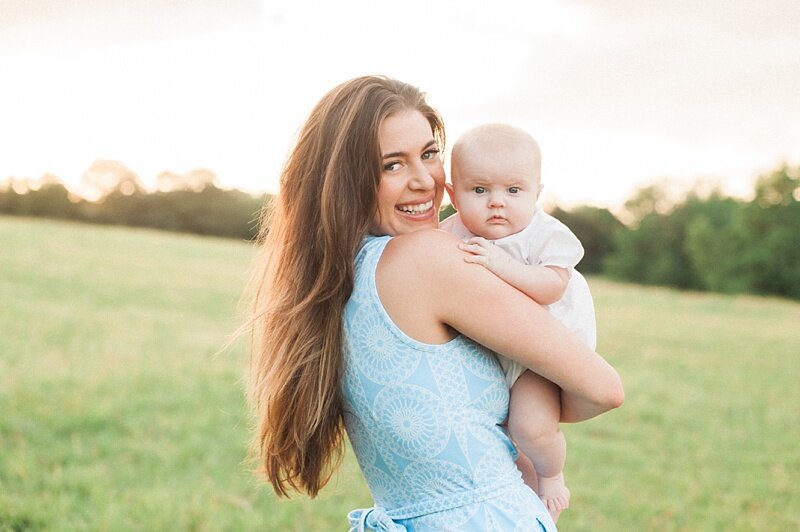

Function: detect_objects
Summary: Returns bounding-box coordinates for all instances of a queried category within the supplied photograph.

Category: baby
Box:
[441,123,596,520]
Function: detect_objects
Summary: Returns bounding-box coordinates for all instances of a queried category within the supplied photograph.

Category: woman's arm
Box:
[377,229,623,422]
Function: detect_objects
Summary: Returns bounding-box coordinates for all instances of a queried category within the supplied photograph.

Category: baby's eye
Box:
[508,187,520,194]
[383,161,401,172]
[473,186,486,194]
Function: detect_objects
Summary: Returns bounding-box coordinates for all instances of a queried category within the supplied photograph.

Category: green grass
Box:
[561,279,800,531]
[1,215,798,530]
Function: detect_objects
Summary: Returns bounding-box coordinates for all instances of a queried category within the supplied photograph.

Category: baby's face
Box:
[449,147,540,240]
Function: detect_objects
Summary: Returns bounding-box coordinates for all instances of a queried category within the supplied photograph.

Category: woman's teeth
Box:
[398,200,433,214]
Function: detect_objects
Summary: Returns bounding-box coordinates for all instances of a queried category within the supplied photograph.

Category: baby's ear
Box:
[444,183,458,209]
[536,183,544,200]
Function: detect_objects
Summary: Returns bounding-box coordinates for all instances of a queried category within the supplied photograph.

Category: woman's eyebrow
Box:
[382,140,436,159]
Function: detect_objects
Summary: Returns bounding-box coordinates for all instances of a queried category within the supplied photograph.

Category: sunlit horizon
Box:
[2,0,799,211]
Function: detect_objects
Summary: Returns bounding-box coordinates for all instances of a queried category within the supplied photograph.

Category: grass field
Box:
[1,215,798,531]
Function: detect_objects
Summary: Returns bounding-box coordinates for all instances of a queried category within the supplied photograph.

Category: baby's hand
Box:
[458,237,516,277]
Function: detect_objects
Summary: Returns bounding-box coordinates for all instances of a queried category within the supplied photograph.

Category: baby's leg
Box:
[509,369,570,520]
[514,448,539,492]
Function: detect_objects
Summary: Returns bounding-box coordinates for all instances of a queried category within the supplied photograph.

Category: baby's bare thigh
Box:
[509,370,561,430]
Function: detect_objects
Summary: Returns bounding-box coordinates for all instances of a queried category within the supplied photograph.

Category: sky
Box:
[2,0,799,210]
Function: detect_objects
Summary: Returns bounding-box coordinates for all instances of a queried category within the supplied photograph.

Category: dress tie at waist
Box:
[347,507,407,532]
[347,477,526,530]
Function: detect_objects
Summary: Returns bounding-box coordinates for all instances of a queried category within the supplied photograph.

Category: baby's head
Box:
[447,123,542,240]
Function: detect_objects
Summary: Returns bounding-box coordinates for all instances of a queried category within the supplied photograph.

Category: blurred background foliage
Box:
[602,164,800,299]
[2,161,798,299]
[0,162,267,241]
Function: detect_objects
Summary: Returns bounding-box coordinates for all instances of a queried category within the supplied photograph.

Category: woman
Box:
[248,75,624,531]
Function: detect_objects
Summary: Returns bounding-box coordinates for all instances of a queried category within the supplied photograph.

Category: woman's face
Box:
[371,109,445,236]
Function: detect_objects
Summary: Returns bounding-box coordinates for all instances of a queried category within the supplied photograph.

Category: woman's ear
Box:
[445,183,458,209]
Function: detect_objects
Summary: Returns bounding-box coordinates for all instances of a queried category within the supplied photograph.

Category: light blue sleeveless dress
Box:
[342,235,556,531]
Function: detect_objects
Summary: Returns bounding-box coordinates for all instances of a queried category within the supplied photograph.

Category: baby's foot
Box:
[538,472,570,522]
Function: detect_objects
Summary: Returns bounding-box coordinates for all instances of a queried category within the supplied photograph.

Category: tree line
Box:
[1,162,267,241]
[2,162,798,299]
[600,164,800,299]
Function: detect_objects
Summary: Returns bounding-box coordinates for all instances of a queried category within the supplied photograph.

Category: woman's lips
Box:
[396,198,434,217]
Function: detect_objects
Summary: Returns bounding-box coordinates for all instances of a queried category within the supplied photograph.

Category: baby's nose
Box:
[488,195,505,207]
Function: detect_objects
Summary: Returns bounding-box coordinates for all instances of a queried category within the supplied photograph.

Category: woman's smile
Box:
[396,197,435,216]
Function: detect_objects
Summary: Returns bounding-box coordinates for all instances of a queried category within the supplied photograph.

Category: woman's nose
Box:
[409,164,435,190]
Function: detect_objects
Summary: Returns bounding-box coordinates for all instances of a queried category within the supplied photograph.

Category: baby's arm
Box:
[459,237,568,305]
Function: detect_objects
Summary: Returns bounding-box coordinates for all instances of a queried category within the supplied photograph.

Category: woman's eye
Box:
[384,162,401,172]
[509,187,520,194]
[422,148,439,161]
[474,187,486,194]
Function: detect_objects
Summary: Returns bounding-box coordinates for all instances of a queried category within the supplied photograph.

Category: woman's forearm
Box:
[559,364,624,422]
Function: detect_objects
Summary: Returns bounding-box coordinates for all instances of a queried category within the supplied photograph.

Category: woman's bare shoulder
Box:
[380,228,499,298]
[392,228,460,245]
[383,229,462,264]
[378,229,468,298]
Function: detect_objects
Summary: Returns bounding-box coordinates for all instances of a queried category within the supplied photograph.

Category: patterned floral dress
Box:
[342,235,556,531]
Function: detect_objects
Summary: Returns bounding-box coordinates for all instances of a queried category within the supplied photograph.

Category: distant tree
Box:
[605,183,702,289]
[167,185,263,239]
[0,185,23,215]
[80,159,143,201]
[550,206,623,274]
[736,165,800,297]
[619,180,685,225]
[156,168,218,192]
[26,181,77,219]
[753,163,799,207]
[605,211,684,287]
[0,175,79,219]
[438,203,456,221]
[683,193,746,292]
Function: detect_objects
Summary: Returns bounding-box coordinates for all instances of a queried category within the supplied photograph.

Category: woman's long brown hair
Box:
[248,76,445,497]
